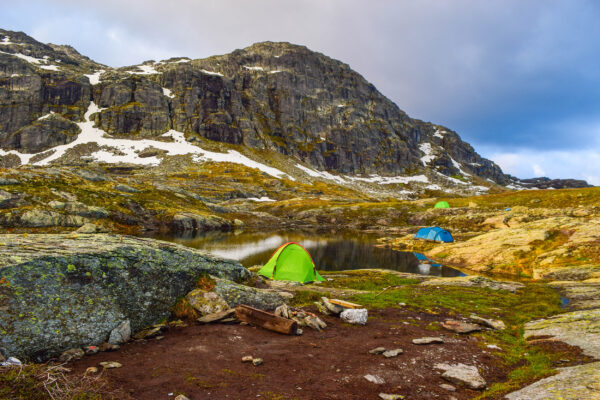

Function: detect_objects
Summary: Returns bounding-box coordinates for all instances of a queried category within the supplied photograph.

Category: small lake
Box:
[154,231,466,277]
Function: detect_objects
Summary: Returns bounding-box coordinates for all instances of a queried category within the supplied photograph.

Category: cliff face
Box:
[0,29,547,188]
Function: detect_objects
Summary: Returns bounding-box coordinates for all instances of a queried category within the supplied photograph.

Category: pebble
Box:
[412,337,444,345]
[85,366,98,374]
[439,383,456,391]
[99,361,122,369]
[383,349,403,358]
[296,328,303,335]
[364,374,385,384]
[174,396,190,400]
[0,357,22,367]
[252,358,263,366]
[379,394,405,400]
[441,320,482,334]
[242,355,253,363]
[369,347,387,354]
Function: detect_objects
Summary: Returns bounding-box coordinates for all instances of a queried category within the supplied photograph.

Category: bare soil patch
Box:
[68,307,513,400]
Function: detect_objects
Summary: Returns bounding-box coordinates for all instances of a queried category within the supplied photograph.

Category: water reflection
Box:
[153,231,465,277]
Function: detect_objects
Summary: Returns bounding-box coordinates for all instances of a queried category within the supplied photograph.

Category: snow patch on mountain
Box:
[85,70,104,85]
[10,102,294,180]
[419,142,435,165]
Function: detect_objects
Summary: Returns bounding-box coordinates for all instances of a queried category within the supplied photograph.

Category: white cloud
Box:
[485,148,599,185]
[532,164,546,177]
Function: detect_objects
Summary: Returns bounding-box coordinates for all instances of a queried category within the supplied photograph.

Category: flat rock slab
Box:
[197,309,236,324]
[505,361,600,400]
[524,308,600,359]
[420,276,523,293]
[442,320,482,334]
[412,337,444,345]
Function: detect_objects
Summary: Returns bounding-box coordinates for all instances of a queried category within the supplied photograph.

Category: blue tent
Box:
[414,227,454,243]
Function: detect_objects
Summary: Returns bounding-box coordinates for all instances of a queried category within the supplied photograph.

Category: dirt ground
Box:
[67,307,515,400]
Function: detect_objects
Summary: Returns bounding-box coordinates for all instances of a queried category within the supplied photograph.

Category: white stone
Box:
[340,308,368,325]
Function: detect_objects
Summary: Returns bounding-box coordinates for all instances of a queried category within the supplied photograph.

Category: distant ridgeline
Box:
[0,28,589,193]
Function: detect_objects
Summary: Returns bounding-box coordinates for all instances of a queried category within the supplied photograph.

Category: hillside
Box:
[3,28,585,199]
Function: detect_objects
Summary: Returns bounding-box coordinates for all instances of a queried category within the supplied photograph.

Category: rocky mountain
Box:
[0,28,588,195]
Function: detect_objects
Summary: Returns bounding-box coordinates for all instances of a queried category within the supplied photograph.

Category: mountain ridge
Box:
[0,28,590,193]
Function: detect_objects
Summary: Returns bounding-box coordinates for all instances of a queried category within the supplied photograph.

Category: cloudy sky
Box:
[2,0,599,184]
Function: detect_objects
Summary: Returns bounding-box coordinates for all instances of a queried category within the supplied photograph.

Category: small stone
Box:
[85,366,98,374]
[412,337,444,345]
[99,361,122,369]
[470,315,506,330]
[435,363,486,390]
[439,383,456,391]
[383,348,403,358]
[442,320,482,334]
[296,328,303,335]
[379,394,404,400]
[252,358,263,366]
[155,336,164,340]
[340,308,368,325]
[1,357,21,367]
[109,320,131,345]
[369,347,387,355]
[132,327,161,340]
[486,344,502,350]
[364,374,385,384]
[197,309,236,324]
[59,348,84,362]
[321,297,344,314]
[174,396,190,400]
[242,355,253,363]
[274,304,291,319]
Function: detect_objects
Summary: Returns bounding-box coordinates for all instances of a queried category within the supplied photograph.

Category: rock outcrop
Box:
[0,234,249,361]
[0,28,512,187]
[505,361,600,400]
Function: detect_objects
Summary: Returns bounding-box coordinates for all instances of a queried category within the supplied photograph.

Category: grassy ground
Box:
[290,269,581,399]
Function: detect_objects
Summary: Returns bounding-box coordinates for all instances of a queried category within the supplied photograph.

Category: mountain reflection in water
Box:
[154,231,465,277]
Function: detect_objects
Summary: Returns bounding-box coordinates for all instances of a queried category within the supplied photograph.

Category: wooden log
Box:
[329,299,363,309]
[235,305,297,335]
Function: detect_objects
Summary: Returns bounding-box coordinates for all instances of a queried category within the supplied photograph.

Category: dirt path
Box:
[69,308,509,400]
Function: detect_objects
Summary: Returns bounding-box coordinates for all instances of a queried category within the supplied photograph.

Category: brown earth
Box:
[68,308,511,400]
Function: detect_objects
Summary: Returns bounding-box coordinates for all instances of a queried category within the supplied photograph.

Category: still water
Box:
[155,230,465,277]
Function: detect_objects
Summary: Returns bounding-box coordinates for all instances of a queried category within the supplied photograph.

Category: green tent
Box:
[434,201,450,209]
[258,242,325,283]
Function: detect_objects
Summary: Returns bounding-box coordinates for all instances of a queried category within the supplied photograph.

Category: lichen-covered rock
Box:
[505,362,600,400]
[434,363,486,390]
[213,279,286,311]
[0,234,249,361]
[185,289,229,315]
[19,208,86,227]
[2,114,81,153]
[171,213,232,233]
[108,320,131,345]
[523,309,600,359]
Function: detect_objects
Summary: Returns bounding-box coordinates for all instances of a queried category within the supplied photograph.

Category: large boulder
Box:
[0,234,249,361]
